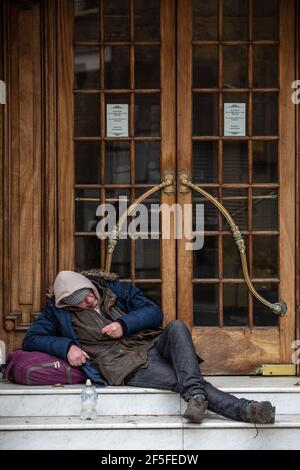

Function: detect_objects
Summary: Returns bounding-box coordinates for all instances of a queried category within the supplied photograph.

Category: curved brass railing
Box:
[104,173,287,317]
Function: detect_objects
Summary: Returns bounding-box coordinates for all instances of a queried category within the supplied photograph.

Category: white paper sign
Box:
[106,104,128,137]
[224,103,246,136]
[0,80,6,104]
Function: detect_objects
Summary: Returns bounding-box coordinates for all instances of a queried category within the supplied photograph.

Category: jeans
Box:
[124,320,251,422]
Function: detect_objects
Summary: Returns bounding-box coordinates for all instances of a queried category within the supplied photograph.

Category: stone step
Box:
[1,377,300,417]
[0,414,300,450]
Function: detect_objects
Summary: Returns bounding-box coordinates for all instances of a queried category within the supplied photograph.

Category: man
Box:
[23,270,276,424]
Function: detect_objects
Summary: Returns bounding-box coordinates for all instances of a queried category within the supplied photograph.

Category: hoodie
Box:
[54,271,100,308]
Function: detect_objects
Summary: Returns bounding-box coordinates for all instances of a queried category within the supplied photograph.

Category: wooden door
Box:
[177,0,296,374]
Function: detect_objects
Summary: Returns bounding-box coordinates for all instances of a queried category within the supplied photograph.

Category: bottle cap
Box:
[86,379,92,386]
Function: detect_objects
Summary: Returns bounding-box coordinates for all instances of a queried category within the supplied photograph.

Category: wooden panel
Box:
[160,0,176,325]
[279,0,296,363]
[9,0,42,317]
[193,328,280,375]
[57,0,75,270]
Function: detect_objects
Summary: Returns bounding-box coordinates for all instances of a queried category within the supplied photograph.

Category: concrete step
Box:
[1,376,300,417]
[0,414,300,450]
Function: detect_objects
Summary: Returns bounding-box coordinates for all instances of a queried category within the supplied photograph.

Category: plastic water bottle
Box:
[80,379,98,420]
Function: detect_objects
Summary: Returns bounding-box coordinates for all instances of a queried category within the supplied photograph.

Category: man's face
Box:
[76,290,98,309]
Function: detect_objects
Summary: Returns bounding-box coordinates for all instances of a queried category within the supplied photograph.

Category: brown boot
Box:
[244,400,276,424]
[182,395,208,423]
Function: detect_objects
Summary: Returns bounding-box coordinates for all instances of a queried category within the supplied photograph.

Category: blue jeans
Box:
[124,320,250,422]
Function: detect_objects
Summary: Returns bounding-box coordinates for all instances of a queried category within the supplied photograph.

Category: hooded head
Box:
[53,270,100,308]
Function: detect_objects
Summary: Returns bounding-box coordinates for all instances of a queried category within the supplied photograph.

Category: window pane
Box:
[222,189,248,231]
[75,189,100,233]
[193,0,218,40]
[75,142,100,184]
[135,0,160,41]
[135,94,160,137]
[253,283,279,326]
[253,0,278,41]
[223,284,248,326]
[223,235,248,278]
[252,236,278,278]
[193,93,218,136]
[111,239,131,278]
[253,46,278,88]
[223,93,248,136]
[105,94,130,137]
[223,46,247,88]
[75,237,101,270]
[194,284,219,326]
[193,189,219,231]
[223,141,248,183]
[104,0,130,42]
[135,142,160,184]
[253,93,278,136]
[223,0,248,40]
[105,142,130,184]
[252,189,278,231]
[74,47,100,90]
[104,47,130,89]
[136,239,160,279]
[75,94,100,137]
[135,47,160,89]
[253,141,278,183]
[74,0,99,42]
[193,46,218,88]
[137,283,161,306]
[193,236,218,278]
[193,141,218,183]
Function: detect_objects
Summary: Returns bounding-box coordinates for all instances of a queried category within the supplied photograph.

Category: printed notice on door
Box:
[224,103,246,136]
[106,104,129,137]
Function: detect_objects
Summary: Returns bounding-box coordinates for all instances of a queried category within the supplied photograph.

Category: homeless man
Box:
[23,270,276,424]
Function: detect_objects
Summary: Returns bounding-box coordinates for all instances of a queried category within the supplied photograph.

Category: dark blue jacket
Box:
[22,279,163,385]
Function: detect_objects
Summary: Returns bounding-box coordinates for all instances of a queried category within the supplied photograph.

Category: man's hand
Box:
[67,345,89,367]
[102,322,123,338]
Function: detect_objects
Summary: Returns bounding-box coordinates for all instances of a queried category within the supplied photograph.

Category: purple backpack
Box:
[3,350,86,385]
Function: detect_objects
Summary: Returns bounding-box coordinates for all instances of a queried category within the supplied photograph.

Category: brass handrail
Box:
[104,173,287,317]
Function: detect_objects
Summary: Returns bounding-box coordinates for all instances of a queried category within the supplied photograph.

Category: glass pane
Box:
[137,284,161,307]
[193,93,218,136]
[135,188,161,234]
[74,47,100,90]
[222,189,248,231]
[104,0,130,42]
[74,0,99,42]
[223,46,247,88]
[135,141,160,184]
[75,237,101,270]
[75,94,100,136]
[193,141,218,183]
[223,0,248,40]
[223,141,248,183]
[193,189,219,231]
[253,283,279,326]
[253,93,278,136]
[193,236,218,278]
[193,284,218,326]
[253,0,278,41]
[193,46,218,89]
[105,189,131,229]
[105,94,130,137]
[223,284,248,326]
[193,0,218,40]
[223,235,248,278]
[135,0,160,41]
[253,236,278,278]
[135,47,160,89]
[252,189,278,231]
[105,142,130,184]
[253,141,278,183]
[104,47,130,89]
[75,142,100,184]
[111,239,131,278]
[135,94,160,137]
[136,239,160,279]
[253,46,278,89]
[223,93,248,136]
[75,189,100,232]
